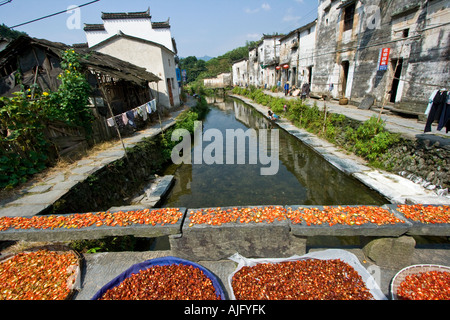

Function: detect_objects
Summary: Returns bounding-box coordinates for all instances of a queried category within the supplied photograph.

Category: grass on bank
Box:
[231,86,401,170]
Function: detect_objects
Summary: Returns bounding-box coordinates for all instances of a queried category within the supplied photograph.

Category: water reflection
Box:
[162,98,386,208]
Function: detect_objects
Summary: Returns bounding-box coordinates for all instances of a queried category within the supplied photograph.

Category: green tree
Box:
[49,49,93,133]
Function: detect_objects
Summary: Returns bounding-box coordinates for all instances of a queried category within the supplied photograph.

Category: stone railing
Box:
[0,204,448,269]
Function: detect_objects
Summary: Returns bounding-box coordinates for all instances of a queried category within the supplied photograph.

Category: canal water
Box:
[161,97,387,209]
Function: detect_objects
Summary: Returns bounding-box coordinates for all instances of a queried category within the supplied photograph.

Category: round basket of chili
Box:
[92,256,225,300]
[390,264,450,300]
[0,245,82,300]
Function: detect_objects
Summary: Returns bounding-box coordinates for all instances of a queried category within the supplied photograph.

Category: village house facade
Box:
[84,8,181,109]
[312,0,450,114]
[203,72,232,88]
[257,35,283,89]
[0,36,161,157]
[232,0,449,115]
[279,20,317,91]
[231,58,249,87]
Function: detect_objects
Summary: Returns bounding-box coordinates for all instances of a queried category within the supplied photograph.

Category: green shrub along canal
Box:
[161,97,387,208]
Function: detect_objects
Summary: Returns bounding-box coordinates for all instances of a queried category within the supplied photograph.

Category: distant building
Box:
[204,73,232,88]
[247,46,260,87]
[257,35,283,88]
[232,58,249,87]
[312,0,450,114]
[279,20,316,90]
[84,8,180,109]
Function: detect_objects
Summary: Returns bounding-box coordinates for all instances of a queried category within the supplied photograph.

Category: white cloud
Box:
[262,3,271,11]
[295,0,305,4]
[245,3,271,14]
[244,7,260,14]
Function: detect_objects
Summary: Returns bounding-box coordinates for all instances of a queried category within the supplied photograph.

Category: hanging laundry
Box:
[149,99,157,112]
[146,101,153,114]
[139,105,148,121]
[115,115,124,128]
[425,90,439,116]
[437,94,450,133]
[424,90,448,133]
[122,112,129,126]
[106,118,115,127]
[126,110,136,128]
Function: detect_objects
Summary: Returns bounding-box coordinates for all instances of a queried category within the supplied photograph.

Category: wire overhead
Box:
[0,0,12,7]
[10,0,101,29]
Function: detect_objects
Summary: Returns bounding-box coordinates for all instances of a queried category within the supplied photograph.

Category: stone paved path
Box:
[264,90,450,140]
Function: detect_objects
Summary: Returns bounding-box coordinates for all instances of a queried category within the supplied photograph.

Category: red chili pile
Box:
[287,206,404,226]
[232,258,374,300]
[396,204,450,224]
[187,206,286,227]
[0,250,79,300]
[99,264,221,300]
[397,270,450,300]
[0,208,183,232]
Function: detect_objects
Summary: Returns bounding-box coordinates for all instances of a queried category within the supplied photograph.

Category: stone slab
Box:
[170,206,306,261]
[8,190,69,206]
[0,208,187,242]
[71,166,99,176]
[286,205,411,237]
[352,170,441,204]
[26,185,53,194]
[148,175,174,198]
[0,204,51,217]
[386,204,450,236]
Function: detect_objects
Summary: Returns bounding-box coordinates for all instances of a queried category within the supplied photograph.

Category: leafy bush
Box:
[0,50,92,189]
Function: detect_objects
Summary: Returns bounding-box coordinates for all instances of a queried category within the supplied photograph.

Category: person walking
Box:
[284,81,290,96]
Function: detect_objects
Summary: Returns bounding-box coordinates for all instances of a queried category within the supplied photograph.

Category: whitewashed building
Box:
[247,46,260,87]
[203,73,232,88]
[84,8,180,109]
[312,0,450,114]
[279,20,316,90]
[257,35,282,88]
[232,58,249,87]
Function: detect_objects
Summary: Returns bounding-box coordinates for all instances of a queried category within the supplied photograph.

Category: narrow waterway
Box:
[162,97,387,208]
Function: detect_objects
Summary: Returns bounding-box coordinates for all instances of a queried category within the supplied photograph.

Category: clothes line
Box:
[106,99,157,128]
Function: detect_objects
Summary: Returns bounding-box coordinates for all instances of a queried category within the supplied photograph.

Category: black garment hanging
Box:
[424,90,448,133]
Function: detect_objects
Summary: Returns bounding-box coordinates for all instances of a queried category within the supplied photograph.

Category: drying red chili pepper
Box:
[396,204,450,224]
[0,250,79,300]
[187,206,286,227]
[99,264,221,300]
[397,270,450,300]
[0,208,183,232]
[286,206,404,226]
[232,258,374,300]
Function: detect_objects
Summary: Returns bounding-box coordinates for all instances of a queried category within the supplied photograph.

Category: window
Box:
[403,28,409,38]
[343,4,355,32]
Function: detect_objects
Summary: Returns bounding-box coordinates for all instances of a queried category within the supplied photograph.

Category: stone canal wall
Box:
[229,94,450,204]
[51,135,170,215]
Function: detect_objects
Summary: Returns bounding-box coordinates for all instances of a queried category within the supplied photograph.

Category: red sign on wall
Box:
[378,48,390,71]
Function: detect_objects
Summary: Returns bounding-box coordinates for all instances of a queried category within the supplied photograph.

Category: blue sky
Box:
[0,0,318,57]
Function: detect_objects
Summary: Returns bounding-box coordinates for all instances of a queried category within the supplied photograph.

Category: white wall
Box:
[94,37,180,108]
[86,18,174,53]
